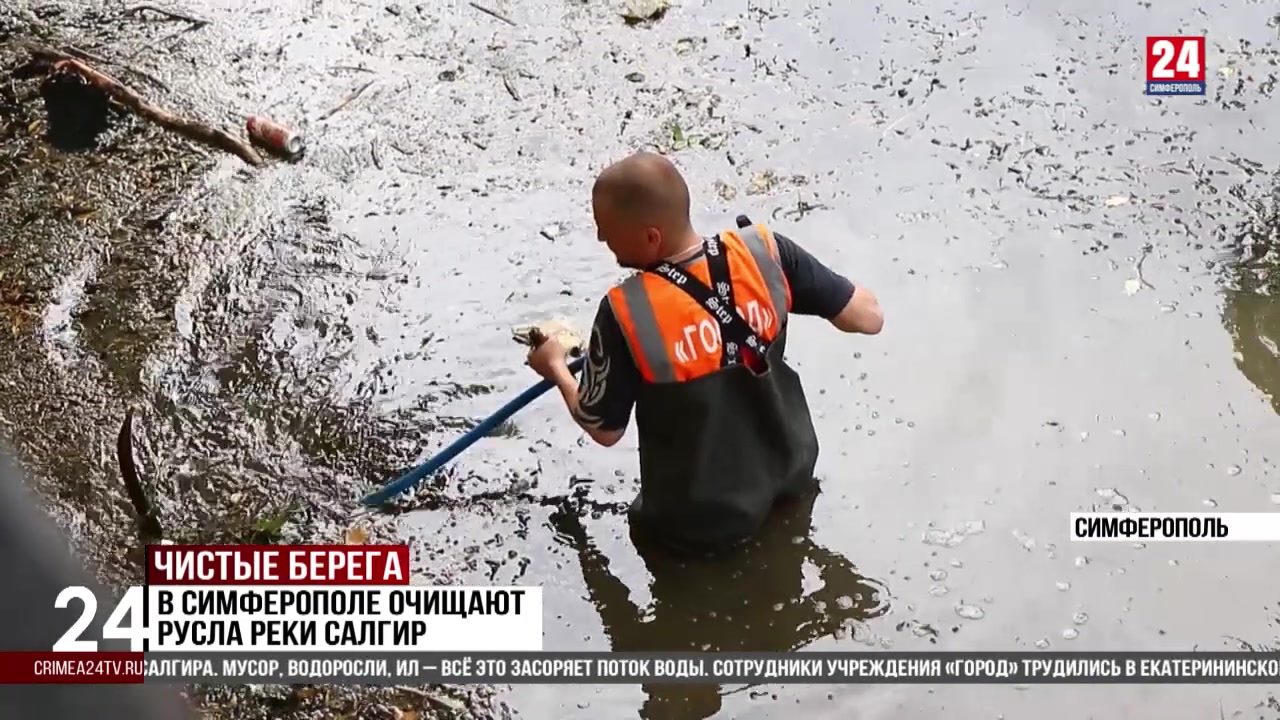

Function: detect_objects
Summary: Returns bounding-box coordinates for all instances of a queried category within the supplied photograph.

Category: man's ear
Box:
[645,226,663,249]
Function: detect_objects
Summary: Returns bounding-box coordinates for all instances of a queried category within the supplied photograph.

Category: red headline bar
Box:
[146,544,410,585]
[0,652,144,684]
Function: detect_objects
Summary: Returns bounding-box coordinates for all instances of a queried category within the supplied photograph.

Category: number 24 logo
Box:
[53,585,148,651]
[1151,39,1200,78]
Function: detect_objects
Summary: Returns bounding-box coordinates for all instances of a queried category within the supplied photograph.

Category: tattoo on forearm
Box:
[573,326,610,428]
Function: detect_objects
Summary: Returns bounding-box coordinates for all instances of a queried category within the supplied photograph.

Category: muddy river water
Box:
[4,0,1280,717]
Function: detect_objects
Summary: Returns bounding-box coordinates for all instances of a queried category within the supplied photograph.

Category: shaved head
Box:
[591,152,697,269]
[593,152,691,229]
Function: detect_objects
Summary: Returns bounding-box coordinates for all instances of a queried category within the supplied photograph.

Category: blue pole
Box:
[360,356,586,507]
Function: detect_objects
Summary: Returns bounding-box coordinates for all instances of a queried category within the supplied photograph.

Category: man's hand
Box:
[521,320,625,447]
[527,335,570,381]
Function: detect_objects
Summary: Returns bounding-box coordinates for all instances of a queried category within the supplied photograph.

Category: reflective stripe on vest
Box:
[726,223,792,322]
[611,274,676,383]
[607,224,792,383]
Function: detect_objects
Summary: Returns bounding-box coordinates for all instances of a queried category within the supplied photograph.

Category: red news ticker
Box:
[146,544,410,585]
[0,652,144,684]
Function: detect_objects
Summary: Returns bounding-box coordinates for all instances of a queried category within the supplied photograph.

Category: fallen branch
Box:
[318,79,375,121]
[16,43,169,91]
[501,72,520,101]
[123,4,209,27]
[22,43,263,166]
[118,410,165,542]
[468,1,516,26]
[1135,242,1156,290]
[392,686,466,712]
[62,44,169,91]
[328,65,376,75]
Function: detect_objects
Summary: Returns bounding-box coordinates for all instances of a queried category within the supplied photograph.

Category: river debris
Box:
[747,170,780,195]
[501,72,520,102]
[1124,242,1156,295]
[511,319,585,357]
[379,476,632,518]
[393,685,467,714]
[467,1,515,26]
[317,79,375,122]
[1225,176,1280,271]
[37,58,110,149]
[246,115,304,158]
[622,0,670,26]
[114,411,312,546]
[13,42,264,165]
[117,409,164,542]
[773,194,830,222]
[661,120,726,151]
[122,4,208,29]
[344,525,369,544]
[56,43,168,90]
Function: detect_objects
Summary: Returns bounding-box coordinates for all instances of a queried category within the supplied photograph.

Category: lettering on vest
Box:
[670,299,773,366]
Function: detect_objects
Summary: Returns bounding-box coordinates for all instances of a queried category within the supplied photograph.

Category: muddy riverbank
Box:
[1,3,487,718]
[3,0,1280,718]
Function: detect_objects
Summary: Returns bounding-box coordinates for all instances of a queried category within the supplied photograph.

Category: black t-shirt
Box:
[572,232,855,431]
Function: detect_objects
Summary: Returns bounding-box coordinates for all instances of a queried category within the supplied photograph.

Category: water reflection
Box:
[1225,288,1280,415]
[1223,190,1280,416]
[550,485,889,719]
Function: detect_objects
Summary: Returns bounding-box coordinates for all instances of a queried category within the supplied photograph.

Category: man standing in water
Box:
[527,152,883,553]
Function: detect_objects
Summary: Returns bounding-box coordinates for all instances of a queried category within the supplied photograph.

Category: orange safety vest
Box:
[607,223,793,383]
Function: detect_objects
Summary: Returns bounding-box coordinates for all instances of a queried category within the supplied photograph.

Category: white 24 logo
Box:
[1151,39,1200,79]
[53,585,149,651]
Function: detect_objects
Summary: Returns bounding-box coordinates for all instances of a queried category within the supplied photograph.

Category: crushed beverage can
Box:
[245,115,304,158]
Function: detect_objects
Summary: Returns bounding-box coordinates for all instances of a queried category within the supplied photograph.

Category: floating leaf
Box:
[670,122,685,147]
